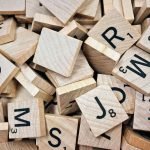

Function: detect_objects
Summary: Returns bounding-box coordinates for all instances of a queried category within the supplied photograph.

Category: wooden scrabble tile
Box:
[36,114,78,150]
[79,146,93,150]
[112,46,150,96]
[0,15,4,22]
[78,116,122,149]
[59,20,87,40]
[0,27,39,66]
[124,128,150,149]
[39,0,85,24]
[0,0,25,15]
[15,15,33,24]
[133,0,145,14]
[134,0,150,24]
[15,71,53,101]
[56,78,96,115]
[113,0,124,16]
[46,52,94,87]
[0,122,8,143]
[103,0,113,15]
[75,1,101,25]
[88,9,140,55]
[0,54,19,93]
[121,136,141,150]
[0,18,16,45]
[132,25,142,35]
[76,85,128,137]
[0,102,4,122]
[77,0,99,19]
[136,26,150,53]
[122,0,134,23]
[20,64,55,95]
[97,74,135,114]
[142,18,150,32]
[32,13,64,33]
[83,37,121,74]
[26,0,53,19]
[33,28,82,77]
[29,62,47,73]
[133,92,150,131]
[8,99,46,139]
[0,140,37,150]
[0,80,17,98]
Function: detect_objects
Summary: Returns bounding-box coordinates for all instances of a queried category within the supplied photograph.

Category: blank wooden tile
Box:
[0,54,19,93]
[20,64,55,95]
[97,74,135,114]
[39,0,85,24]
[76,85,128,137]
[0,140,37,150]
[103,0,113,15]
[32,13,64,33]
[15,71,53,101]
[88,9,140,55]
[0,102,4,122]
[0,122,8,143]
[121,136,141,150]
[78,116,122,149]
[133,0,145,14]
[137,26,150,53]
[29,62,47,73]
[112,46,150,96]
[60,20,87,40]
[132,25,142,35]
[36,114,78,150]
[0,18,16,45]
[8,99,46,139]
[77,0,99,19]
[122,0,134,23]
[133,92,150,131]
[0,27,39,65]
[113,0,124,16]
[26,0,53,19]
[0,0,25,15]
[142,18,150,32]
[124,128,150,149]
[134,0,150,24]
[33,28,82,77]
[46,52,93,87]
[83,37,121,74]
[56,78,96,115]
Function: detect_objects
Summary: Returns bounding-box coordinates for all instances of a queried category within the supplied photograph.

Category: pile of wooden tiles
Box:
[0,0,150,149]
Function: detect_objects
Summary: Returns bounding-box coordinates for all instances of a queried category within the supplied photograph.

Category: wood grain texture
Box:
[46,52,93,87]
[0,140,37,150]
[56,78,96,115]
[121,136,141,150]
[0,0,25,15]
[0,27,39,65]
[0,18,16,45]
[136,26,150,53]
[39,0,85,24]
[0,102,4,122]
[134,0,150,24]
[15,71,53,101]
[122,0,134,23]
[76,85,128,137]
[112,46,150,96]
[26,0,53,19]
[142,18,150,32]
[88,9,140,55]
[0,122,8,143]
[113,0,123,16]
[83,37,121,74]
[32,13,64,33]
[133,92,150,131]
[132,25,142,35]
[20,64,55,95]
[36,114,78,150]
[124,128,150,150]
[33,28,82,77]
[8,99,46,139]
[60,20,87,40]
[97,74,135,114]
[0,54,19,93]
[78,115,122,150]
[103,0,113,14]
[77,0,99,19]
